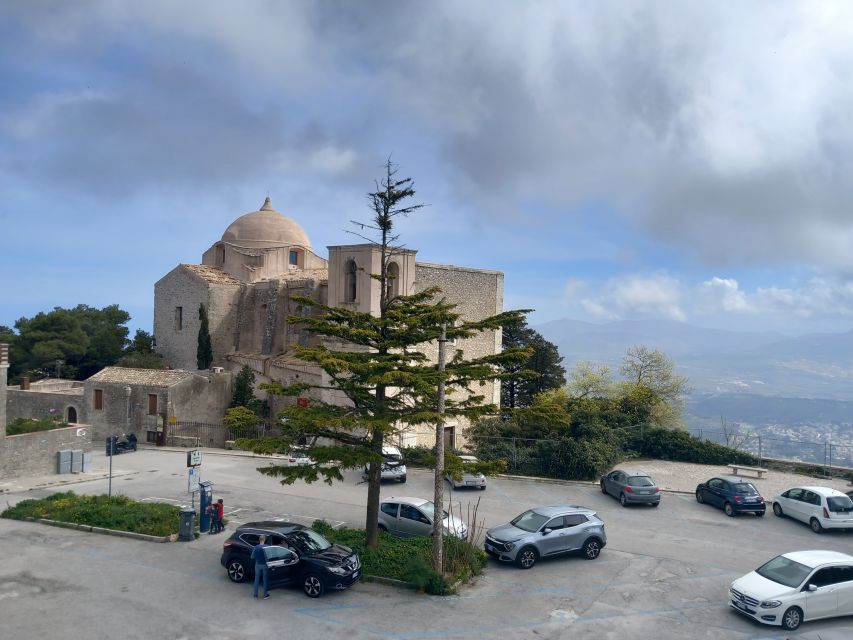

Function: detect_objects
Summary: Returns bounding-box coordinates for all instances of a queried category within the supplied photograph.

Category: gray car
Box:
[484,504,606,569]
[600,468,661,507]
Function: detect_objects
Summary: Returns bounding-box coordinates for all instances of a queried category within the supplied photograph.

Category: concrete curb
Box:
[23,516,174,543]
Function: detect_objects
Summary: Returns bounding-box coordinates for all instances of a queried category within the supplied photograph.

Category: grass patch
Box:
[1,491,181,537]
[313,520,487,595]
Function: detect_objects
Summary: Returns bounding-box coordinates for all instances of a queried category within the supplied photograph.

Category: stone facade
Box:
[2,426,92,481]
[152,198,506,446]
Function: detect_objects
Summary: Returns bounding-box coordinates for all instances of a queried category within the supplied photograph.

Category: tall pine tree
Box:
[197,303,213,370]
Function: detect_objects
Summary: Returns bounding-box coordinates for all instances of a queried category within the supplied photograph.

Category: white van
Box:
[362,445,407,483]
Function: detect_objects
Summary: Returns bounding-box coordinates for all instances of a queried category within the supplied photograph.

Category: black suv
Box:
[220,521,361,598]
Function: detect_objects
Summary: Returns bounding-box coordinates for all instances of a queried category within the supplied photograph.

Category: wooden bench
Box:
[727,464,768,479]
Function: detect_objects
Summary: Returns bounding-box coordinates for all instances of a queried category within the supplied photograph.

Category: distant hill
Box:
[536,318,853,400]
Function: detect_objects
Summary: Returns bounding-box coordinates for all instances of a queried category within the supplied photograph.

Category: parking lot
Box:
[0,447,851,639]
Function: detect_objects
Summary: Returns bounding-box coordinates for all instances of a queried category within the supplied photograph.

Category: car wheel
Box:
[651,501,660,507]
[226,558,247,583]
[724,502,735,517]
[583,538,602,560]
[479,485,486,490]
[600,481,607,494]
[378,524,388,533]
[515,547,538,570]
[755,510,765,517]
[773,503,783,517]
[619,493,628,507]
[399,475,406,483]
[781,606,802,631]
[810,518,823,534]
[303,573,325,598]
[695,490,704,504]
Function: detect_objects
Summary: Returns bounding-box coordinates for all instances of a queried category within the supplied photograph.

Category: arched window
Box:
[386,262,400,299]
[345,259,358,302]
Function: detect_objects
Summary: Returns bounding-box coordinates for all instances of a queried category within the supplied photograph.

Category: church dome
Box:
[221,197,311,249]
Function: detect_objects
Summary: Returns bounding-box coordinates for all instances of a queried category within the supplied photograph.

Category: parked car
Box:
[446,454,487,490]
[363,445,406,483]
[220,521,360,598]
[484,504,606,569]
[729,549,853,630]
[283,446,316,467]
[695,475,766,517]
[378,496,468,539]
[772,486,853,533]
[600,469,660,507]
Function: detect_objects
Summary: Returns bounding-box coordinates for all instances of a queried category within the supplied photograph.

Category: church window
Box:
[93,389,104,410]
[386,262,400,299]
[289,249,300,266]
[345,259,357,302]
[175,306,183,331]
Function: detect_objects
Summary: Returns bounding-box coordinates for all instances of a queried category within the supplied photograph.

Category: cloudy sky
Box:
[3,1,853,338]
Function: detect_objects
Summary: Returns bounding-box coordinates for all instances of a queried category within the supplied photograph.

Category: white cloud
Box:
[581,273,685,322]
[698,277,753,313]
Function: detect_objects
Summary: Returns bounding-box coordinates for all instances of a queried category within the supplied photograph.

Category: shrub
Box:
[627,427,757,465]
[6,417,68,436]
[1,491,181,537]
[312,520,484,595]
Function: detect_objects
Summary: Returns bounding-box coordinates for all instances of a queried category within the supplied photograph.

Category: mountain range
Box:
[535,318,853,401]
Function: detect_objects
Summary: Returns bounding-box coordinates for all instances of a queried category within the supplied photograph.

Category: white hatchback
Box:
[772,486,853,533]
[729,550,853,630]
[446,454,486,490]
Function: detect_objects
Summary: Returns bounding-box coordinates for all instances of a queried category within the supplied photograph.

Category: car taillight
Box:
[625,486,635,493]
[654,487,660,493]
[223,540,232,547]
[824,507,830,518]
[734,496,742,503]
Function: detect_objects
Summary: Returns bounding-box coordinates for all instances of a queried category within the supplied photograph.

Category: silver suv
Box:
[485,504,606,569]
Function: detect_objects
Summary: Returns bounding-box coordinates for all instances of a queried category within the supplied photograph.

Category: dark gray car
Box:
[600,469,661,507]
[484,504,606,569]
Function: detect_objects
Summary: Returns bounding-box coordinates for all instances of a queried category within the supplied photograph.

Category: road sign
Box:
[188,467,200,494]
[187,449,202,467]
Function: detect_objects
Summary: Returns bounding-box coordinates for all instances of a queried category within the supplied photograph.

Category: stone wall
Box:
[1,424,93,481]
[154,267,219,370]
[170,371,233,424]
[6,388,85,426]
[1,342,8,436]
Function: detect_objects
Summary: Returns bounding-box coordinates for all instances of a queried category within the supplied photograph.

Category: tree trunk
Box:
[432,323,447,573]
[365,427,384,548]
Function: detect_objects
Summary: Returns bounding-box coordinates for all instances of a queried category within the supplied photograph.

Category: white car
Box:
[377,496,468,539]
[362,445,407,483]
[729,550,853,630]
[446,454,486,490]
[283,447,316,467]
[772,486,853,533]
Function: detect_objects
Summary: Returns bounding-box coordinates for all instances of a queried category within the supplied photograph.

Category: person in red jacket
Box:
[214,498,225,533]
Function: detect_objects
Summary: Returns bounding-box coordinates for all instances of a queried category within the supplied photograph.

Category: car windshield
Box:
[287,529,333,553]
[755,555,812,588]
[733,483,758,495]
[827,496,853,512]
[510,510,550,532]
[418,501,449,520]
[627,476,654,487]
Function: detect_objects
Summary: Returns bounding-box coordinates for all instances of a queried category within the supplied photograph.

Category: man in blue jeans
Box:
[250,534,270,599]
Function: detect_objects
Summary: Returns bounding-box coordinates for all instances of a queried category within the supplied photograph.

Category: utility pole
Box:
[432,323,447,574]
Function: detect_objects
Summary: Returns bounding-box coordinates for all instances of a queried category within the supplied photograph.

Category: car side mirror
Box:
[807,584,817,592]
[542,528,552,536]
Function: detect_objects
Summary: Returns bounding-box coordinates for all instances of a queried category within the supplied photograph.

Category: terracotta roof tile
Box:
[182,264,242,285]
[87,367,196,386]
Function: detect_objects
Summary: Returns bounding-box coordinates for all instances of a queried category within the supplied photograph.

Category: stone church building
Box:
[154,197,504,446]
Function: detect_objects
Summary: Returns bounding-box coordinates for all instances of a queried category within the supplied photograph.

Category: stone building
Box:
[154,198,504,446]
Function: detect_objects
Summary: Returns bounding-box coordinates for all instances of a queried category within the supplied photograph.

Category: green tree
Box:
[70,304,131,378]
[619,345,688,429]
[127,329,155,354]
[197,304,213,370]
[12,308,90,379]
[231,365,256,408]
[238,162,531,557]
[500,318,564,411]
[223,405,261,439]
[116,351,165,369]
